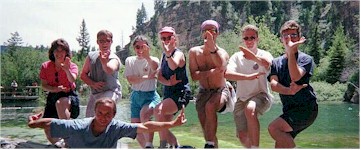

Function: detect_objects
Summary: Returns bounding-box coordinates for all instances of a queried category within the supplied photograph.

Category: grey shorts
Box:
[233,92,272,132]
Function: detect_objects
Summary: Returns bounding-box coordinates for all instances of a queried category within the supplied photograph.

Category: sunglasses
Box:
[55,72,59,83]
[282,33,299,38]
[161,36,172,41]
[202,29,218,33]
[243,36,256,41]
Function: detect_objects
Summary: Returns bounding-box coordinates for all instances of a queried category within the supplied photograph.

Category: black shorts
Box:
[165,89,192,111]
[281,103,318,138]
[43,91,80,119]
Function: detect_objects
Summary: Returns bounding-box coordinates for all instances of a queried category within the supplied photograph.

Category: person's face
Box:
[160,32,174,45]
[53,47,66,62]
[94,102,115,127]
[202,25,218,39]
[242,30,258,49]
[133,41,147,57]
[97,35,112,51]
[281,29,300,43]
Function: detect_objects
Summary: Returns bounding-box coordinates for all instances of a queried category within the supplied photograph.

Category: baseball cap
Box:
[201,20,220,32]
[159,26,176,35]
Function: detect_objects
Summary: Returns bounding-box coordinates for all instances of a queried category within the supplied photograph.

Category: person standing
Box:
[154,26,192,148]
[80,30,122,117]
[124,35,161,148]
[11,80,18,96]
[267,20,318,148]
[188,20,231,148]
[39,38,80,147]
[225,24,273,148]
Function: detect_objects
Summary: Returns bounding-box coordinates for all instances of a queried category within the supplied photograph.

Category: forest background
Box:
[1,0,359,104]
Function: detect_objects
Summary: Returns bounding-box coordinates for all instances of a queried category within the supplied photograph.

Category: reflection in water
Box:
[1,100,131,122]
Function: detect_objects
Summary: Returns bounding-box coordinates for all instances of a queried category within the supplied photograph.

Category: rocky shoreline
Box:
[0,137,53,148]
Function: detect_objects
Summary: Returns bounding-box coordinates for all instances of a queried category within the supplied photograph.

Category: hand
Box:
[169,74,181,86]
[172,105,187,126]
[210,67,225,76]
[283,36,306,55]
[56,85,70,92]
[162,36,176,56]
[90,81,106,90]
[60,57,71,71]
[99,50,110,64]
[289,82,308,95]
[147,70,158,79]
[142,44,151,59]
[239,46,257,61]
[203,31,216,52]
[250,72,265,80]
[28,112,43,123]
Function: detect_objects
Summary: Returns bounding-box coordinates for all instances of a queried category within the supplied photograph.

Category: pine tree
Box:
[136,3,147,33]
[5,32,23,56]
[76,19,90,61]
[325,24,347,84]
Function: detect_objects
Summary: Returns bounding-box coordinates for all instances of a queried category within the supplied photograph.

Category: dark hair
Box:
[132,35,150,46]
[94,97,117,115]
[48,38,71,61]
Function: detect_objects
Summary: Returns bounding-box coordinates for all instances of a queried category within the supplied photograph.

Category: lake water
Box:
[1,101,359,148]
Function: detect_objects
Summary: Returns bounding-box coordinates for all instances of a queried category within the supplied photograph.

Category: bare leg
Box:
[140,106,154,148]
[132,118,145,148]
[268,117,295,148]
[244,101,260,147]
[154,99,178,148]
[55,97,71,119]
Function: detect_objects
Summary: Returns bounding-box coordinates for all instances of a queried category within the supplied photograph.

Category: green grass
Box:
[1,102,359,148]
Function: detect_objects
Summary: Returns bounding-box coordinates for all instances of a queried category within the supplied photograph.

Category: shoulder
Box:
[189,46,202,53]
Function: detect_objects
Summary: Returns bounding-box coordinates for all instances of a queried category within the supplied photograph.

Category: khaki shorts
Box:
[195,87,231,113]
[233,92,272,132]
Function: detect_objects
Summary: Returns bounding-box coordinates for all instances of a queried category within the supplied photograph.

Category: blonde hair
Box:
[241,24,259,36]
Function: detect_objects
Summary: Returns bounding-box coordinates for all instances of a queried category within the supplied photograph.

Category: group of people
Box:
[28,19,318,149]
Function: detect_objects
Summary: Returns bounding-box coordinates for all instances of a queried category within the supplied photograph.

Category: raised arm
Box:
[28,113,53,129]
[136,106,187,133]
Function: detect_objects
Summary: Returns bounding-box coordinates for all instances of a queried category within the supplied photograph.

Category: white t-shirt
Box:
[227,49,273,101]
[124,56,159,91]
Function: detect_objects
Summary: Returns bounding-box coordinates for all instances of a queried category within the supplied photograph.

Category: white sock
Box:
[251,145,259,148]
[145,142,153,147]
[206,141,215,146]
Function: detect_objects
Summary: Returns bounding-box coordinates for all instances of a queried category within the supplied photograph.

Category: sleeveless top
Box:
[88,51,122,94]
[160,48,191,93]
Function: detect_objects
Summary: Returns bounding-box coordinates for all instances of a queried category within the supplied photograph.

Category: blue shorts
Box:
[130,90,161,118]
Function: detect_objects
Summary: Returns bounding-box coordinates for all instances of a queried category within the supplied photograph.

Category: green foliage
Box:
[311,81,347,102]
[312,56,330,81]
[136,3,147,33]
[325,24,347,84]
[4,32,23,56]
[1,47,47,87]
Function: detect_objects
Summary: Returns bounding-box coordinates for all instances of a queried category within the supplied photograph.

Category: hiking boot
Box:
[204,144,215,148]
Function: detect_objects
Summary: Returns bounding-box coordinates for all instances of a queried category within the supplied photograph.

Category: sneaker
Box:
[145,146,154,149]
[54,139,66,148]
[204,144,215,148]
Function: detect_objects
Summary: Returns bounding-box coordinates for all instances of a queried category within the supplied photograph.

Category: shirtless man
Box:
[189,20,231,148]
